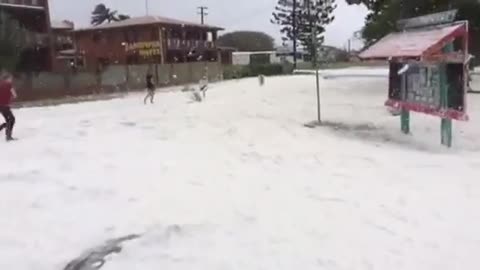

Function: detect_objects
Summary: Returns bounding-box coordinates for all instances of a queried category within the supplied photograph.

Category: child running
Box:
[144,73,156,104]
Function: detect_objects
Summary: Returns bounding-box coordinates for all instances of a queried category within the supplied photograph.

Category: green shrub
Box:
[223,63,292,79]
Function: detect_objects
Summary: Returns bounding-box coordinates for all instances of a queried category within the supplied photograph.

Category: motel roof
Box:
[51,20,74,30]
[75,15,224,32]
[0,2,44,10]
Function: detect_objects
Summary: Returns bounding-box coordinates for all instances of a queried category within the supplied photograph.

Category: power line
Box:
[145,0,149,15]
[197,6,208,24]
[223,3,274,28]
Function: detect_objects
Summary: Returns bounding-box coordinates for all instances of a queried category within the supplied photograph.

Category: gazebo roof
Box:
[359,23,465,60]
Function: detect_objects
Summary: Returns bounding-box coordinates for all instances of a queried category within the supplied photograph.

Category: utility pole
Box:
[145,0,149,15]
[197,6,208,24]
[292,0,297,69]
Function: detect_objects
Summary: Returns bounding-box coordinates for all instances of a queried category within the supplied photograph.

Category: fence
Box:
[13,62,223,101]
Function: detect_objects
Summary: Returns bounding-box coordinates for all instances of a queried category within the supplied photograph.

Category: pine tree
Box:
[271,0,303,67]
[272,0,336,65]
[358,0,480,61]
[297,0,337,62]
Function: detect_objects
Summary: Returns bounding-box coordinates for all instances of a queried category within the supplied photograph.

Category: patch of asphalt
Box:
[63,234,140,270]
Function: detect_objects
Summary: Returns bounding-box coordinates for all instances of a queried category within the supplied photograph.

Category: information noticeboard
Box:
[389,62,466,113]
[403,64,441,108]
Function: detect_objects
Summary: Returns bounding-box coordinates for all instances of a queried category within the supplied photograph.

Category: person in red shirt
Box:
[0,73,17,141]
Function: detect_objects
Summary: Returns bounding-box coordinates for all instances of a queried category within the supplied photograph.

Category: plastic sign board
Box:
[388,62,467,121]
[125,41,161,57]
[397,10,458,30]
[361,10,468,147]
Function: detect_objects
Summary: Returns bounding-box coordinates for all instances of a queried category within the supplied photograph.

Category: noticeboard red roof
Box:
[359,24,464,59]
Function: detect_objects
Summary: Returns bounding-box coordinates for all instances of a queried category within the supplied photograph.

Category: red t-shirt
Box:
[0,81,13,106]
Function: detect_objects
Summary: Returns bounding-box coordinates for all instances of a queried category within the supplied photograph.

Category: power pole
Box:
[145,0,149,15]
[292,0,297,69]
[197,6,208,24]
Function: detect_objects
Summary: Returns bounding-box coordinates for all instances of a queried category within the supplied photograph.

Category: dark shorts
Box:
[0,106,13,119]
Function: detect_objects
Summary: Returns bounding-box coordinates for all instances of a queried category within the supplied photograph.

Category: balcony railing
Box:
[19,32,49,47]
[55,35,73,46]
[167,39,215,50]
[0,0,45,9]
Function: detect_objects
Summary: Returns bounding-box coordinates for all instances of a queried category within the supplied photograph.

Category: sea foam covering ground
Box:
[1,68,480,270]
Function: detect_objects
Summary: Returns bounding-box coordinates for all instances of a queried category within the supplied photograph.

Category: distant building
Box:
[0,0,54,71]
[317,45,349,63]
[232,47,308,66]
[231,45,353,66]
[74,16,225,71]
[0,0,78,72]
[51,20,77,71]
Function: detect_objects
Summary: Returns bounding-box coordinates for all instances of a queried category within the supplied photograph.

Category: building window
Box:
[169,29,181,39]
[124,29,138,43]
[151,27,157,40]
[92,32,101,43]
[103,31,112,45]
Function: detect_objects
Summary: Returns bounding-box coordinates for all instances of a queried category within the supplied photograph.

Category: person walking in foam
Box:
[0,72,17,141]
[144,73,156,104]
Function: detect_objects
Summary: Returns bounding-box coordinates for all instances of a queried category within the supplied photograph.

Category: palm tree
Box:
[117,14,131,21]
[91,4,130,26]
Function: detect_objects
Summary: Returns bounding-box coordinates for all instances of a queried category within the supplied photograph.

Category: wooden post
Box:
[182,26,187,62]
[217,49,223,81]
[43,0,56,71]
[158,26,165,65]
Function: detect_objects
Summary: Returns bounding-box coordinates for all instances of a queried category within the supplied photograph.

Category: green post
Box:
[401,109,410,134]
[441,118,452,146]
[400,70,410,134]
[440,43,454,147]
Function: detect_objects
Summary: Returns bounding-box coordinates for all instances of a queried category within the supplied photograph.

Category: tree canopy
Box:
[271,0,337,65]
[346,0,480,60]
[297,0,336,59]
[217,31,275,52]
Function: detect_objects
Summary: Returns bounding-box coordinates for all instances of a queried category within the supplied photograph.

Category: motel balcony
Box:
[20,32,49,47]
[166,39,216,51]
[54,35,74,50]
[0,0,46,9]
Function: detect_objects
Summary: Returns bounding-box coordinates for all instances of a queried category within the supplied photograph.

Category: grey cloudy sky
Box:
[49,0,367,49]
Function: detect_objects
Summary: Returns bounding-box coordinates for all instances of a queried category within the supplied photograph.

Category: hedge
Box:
[223,63,293,80]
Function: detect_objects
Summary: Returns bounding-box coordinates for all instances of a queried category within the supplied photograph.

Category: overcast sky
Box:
[49,0,367,49]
